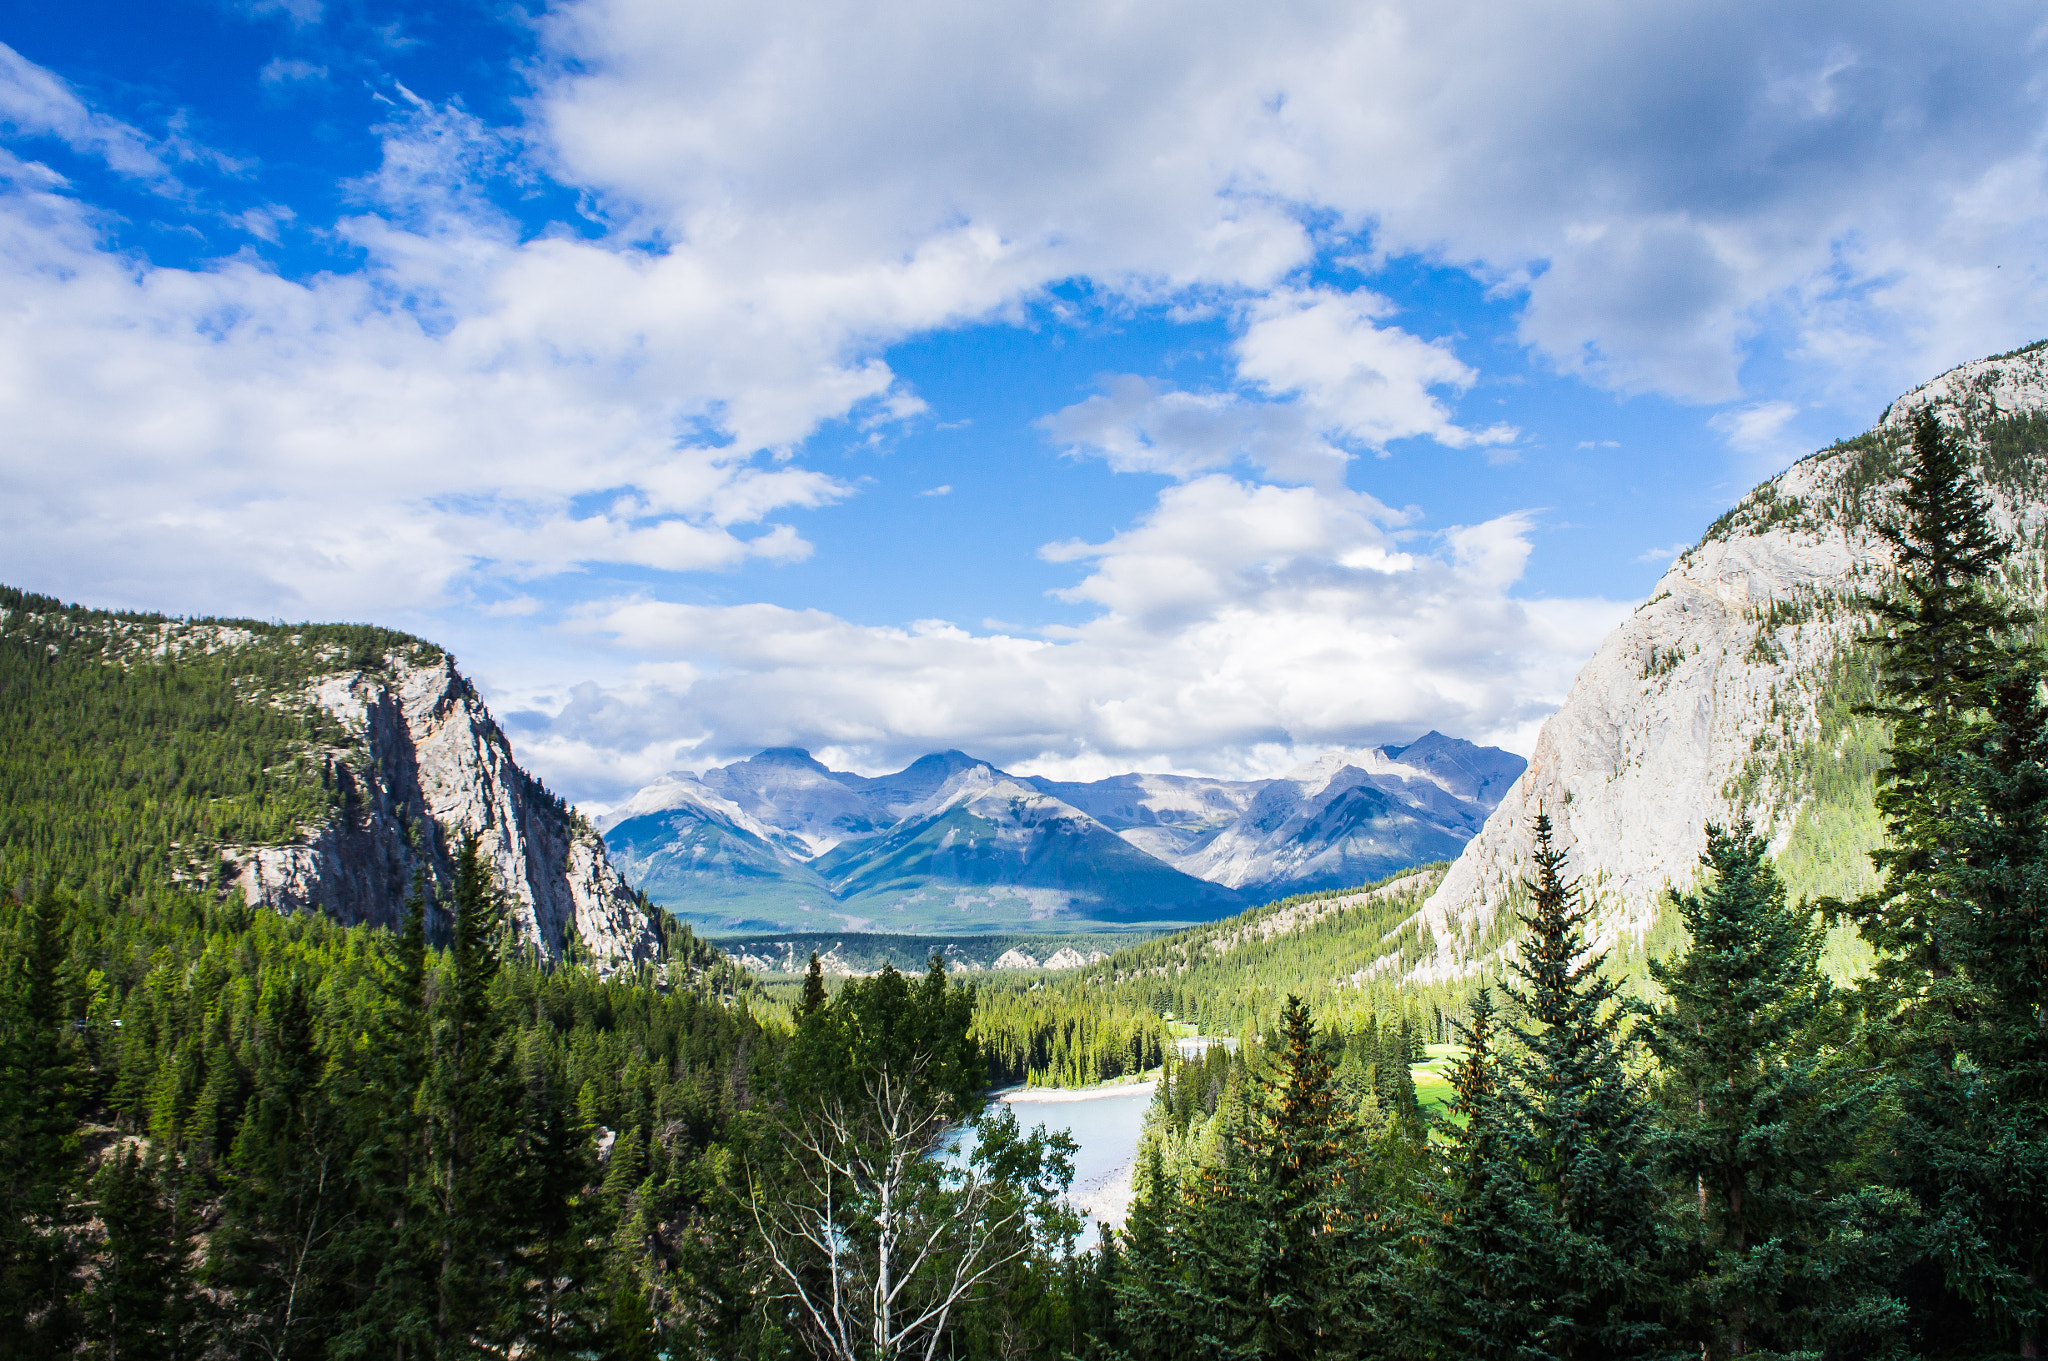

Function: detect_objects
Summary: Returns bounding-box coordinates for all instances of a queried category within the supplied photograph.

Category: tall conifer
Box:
[1425,988,1540,1359]
[1501,813,1665,1358]
[1852,408,2048,1355]
[0,887,84,1358]
[1648,823,1898,1358]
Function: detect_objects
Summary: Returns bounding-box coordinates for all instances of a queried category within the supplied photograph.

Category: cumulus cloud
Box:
[6,7,2046,620]
[5,5,2045,792]
[1042,289,1516,486]
[508,479,1625,798]
[529,0,2048,407]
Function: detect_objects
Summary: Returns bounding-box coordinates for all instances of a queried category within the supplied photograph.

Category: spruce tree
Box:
[1501,813,1665,1358]
[332,870,437,1359]
[798,951,828,1019]
[86,1148,201,1361]
[0,887,84,1359]
[1856,408,2025,1009]
[1851,408,2048,1356]
[209,973,344,1358]
[1936,668,2048,1359]
[1648,823,1898,1358]
[426,834,521,1351]
[511,1037,604,1359]
[1425,988,1541,1360]
[1116,997,1374,1360]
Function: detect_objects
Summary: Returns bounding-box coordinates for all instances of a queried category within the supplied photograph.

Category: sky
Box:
[4,0,2046,809]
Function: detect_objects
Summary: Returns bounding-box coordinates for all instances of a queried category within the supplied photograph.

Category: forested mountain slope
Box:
[1409,340,2048,983]
[0,588,663,966]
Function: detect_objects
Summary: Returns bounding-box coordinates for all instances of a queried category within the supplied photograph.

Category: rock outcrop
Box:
[227,652,662,969]
[1409,340,2048,983]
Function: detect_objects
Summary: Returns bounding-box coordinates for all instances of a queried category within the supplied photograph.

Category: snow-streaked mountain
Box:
[811,764,1243,926]
[1023,771,1271,862]
[599,773,837,927]
[605,732,1522,933]
[1406,340,2048,985]
[1174,733,1526,894]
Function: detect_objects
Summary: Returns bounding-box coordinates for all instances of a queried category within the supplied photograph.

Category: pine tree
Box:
[86,1148,201,1361]
[1936,667,2048,1358]
[426,834,521,1352]
[1500,813,1665,1358]
[332,871,438,1360]
[0,886,85,1359]
[1850,409,2048,1356]
[1425,987,1541,1360]
[1116,997,1374,1360]
[208,972,345,1358]
[798,951,828,1019]
[1647,823,1899,1358]
[511,1038,604,1359]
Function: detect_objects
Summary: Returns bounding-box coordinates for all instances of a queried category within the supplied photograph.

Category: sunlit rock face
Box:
[1410,341,2048,984]
[226,652,662,969]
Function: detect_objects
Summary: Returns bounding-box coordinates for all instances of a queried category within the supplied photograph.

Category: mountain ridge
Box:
[0,588,666,969]
[1404,339,2048,985]
[603,732,1524,932]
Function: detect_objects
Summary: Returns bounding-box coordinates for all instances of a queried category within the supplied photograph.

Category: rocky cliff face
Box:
[227,652,663,969]
[1409,340,2048,984]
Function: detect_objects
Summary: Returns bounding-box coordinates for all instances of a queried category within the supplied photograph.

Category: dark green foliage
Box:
[1648,823,1900,1359]
[0,886,86,1358]
[1843,410,2048,1356]
[1117,996,1396,1360]
[86,1147,201,1361]
[1856,412,2030,993]
[1498,813,1665,1358]
[1424,987,1542,1360]
[796,951,827,1018]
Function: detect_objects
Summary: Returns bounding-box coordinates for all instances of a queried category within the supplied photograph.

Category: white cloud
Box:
[917,484,953,497]
[1040,377,1349,486]
[1234,289,1516,451]
[5,7,2045,624]
[511,478,1624,798]
[1042,289,1516,486]
[528,0,2048,407]
[4,7,2045,791]
[0,42,172,181]
[1710,400,1806,473]
[258,58,328,88]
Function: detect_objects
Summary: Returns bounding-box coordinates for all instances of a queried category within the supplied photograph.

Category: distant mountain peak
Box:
[744,746,831,769]
[608,734,1523,931]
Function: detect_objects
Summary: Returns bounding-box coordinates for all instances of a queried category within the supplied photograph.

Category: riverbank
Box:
[990,1073,1159,1246]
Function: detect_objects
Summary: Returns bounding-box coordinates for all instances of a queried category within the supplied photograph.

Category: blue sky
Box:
[4,0,2046,805]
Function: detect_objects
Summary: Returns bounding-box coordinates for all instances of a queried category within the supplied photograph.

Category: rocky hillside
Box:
[1407,340,2048,984]
[0,591,664,968]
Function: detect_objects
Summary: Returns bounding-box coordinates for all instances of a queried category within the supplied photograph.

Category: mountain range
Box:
[599,732,1526,932]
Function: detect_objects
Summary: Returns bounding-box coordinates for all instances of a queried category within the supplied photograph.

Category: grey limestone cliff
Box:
[1409,340,2048,984]
[225,652,663,969]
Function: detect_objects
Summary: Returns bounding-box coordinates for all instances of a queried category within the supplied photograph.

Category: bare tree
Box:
[750,1064,1071,1361]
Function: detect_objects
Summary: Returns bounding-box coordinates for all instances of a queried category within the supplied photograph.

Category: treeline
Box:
[967,871,1464,1088]
[974,987,1170,1086]
[1099,411,2048,1358]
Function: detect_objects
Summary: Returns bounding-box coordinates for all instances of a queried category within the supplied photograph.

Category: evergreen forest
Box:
[1,410,2045,1357]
